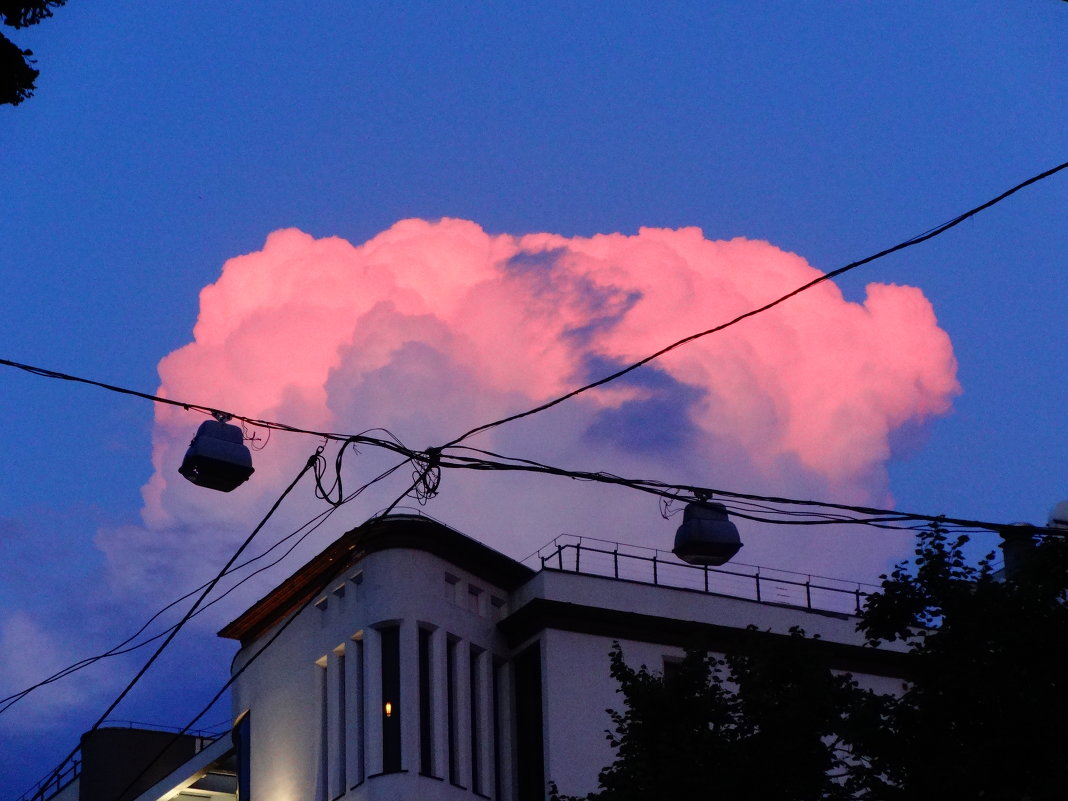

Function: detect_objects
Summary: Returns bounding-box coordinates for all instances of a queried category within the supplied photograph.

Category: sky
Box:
[1,1,1066,796]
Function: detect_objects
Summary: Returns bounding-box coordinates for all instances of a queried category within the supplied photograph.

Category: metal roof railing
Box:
[12,756,81,801]
[13,720,227,801]
[528,534,881,616]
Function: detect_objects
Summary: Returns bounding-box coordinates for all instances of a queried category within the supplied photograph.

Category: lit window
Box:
[379,626,401,773]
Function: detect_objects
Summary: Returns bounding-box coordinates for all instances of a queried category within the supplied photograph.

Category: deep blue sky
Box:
[1,2,1066,796]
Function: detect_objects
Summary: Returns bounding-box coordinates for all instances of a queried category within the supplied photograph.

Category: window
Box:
[490,596,506,621]
[379,626,401,773]
[467,584,482,615]
[444,573,460,604]
[492,659,504,801]
[418,627,434,776]
[232,711,251,801]
[469,646,483,794]
[662,656,682,686]
[335,648,347,792]
[317,658,328,801]
[354,635,365,786]
[514,643,544,801]
[446,635,461,786]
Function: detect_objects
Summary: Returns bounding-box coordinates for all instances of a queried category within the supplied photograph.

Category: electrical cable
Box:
[4,160,1067,458]
[105,466,424,801]
[440,158,1068,448]
[31,452,320,793]
[1,163,1064,727]
[0,348,1055,542]
[0,456,411,716]
[0,507,335,714]
[0,357,419,457]
[13,455,413,801]
[434,445,1058,536]
[21,156,1068,788]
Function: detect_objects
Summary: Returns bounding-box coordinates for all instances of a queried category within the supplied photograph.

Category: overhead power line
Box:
[11,454,415,801]
[0,355,1060,539]
[1,453,411,717]
[31,452,320,795]
[104,471,428,801]
[434,445,1057,537]
[441,158,1068,447]
[0,357,374,444]
[11,159,1064,801]
[5,160,1067,457]
[5,491,322,712]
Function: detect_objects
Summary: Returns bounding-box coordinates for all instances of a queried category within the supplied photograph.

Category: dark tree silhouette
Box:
[857,525,1068,800]
[551,629,887,801]
[1,1,67,106]
[552,524,1068,800]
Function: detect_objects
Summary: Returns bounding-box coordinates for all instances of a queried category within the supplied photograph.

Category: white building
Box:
[212,513,907,801]
[22,512,907,801]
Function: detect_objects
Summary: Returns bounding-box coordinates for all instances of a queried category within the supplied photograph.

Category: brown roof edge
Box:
[218,514,535,645]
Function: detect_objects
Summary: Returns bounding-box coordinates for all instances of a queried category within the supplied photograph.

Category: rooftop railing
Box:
[13,756,80,801]
[529,534,881,616]
[14,720,226,801]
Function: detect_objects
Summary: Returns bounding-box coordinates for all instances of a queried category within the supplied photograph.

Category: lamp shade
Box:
[672,501,742,566]
[178,420,254,492]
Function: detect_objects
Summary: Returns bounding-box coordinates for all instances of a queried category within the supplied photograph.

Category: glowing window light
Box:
[385,701,393,717]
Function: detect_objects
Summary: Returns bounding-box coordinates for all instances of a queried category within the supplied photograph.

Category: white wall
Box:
[230,546,512,801]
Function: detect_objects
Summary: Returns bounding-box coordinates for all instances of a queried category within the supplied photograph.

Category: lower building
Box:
[18,725,234,801]
[214,513,906,801]
[22,512,906,801]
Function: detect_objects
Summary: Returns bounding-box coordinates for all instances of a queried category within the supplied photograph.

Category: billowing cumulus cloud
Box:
[98,219,959,603]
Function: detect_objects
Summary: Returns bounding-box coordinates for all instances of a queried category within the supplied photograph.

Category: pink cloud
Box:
[99,219,959,598]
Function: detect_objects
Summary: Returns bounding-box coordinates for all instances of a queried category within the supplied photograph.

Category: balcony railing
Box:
[529,534,880,616]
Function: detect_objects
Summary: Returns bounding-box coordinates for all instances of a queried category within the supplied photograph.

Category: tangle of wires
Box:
[99,462,440,801]
[2,161,1065,544]
[0,506,333,716]
[434,444,1057,538]
[13,448,421,801]
[0,454,412,718]
[2,353,1060,545]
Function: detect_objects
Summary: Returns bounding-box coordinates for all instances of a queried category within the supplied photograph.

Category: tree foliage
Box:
[857,525,1068,800]
[1,1,67,106]
[551,628,889,801]
[552,524,1068,800]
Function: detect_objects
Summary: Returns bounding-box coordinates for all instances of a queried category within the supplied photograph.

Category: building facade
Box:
[213,514,907,801]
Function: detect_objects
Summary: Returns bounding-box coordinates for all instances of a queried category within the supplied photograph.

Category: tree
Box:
[1,1,67,106]
[551,628,888,801]
[857,525,1068,800]
[552,524,1068,800]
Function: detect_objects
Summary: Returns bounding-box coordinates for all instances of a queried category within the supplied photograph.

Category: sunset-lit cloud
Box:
[98,219,959,597]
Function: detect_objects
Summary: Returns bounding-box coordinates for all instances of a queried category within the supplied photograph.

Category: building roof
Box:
[218,514,535,645]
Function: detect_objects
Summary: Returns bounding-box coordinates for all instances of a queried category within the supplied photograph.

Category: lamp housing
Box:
[178,419,254,492]
[672,501,742,566]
